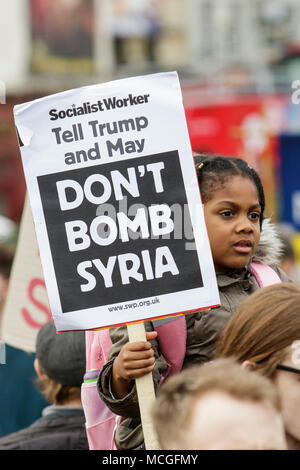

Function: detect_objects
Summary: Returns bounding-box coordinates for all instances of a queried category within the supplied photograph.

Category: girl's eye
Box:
[249,212,260,221]
[220,210,234,217]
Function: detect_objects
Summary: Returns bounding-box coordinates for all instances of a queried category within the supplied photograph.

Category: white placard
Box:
[14,71,219,332]
[1,195,52,352]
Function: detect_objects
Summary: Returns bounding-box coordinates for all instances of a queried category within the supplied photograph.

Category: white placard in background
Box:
[2,195,51,352]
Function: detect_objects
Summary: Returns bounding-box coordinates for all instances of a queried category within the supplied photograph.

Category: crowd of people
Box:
[0,153,299,451]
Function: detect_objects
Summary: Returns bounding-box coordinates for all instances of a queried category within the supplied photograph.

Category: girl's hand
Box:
[111,331,158,398]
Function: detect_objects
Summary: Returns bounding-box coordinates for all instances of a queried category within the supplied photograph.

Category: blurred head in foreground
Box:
[214,282,300,449]
[152,358,287,450]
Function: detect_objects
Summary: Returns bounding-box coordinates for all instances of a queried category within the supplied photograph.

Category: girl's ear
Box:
[241,360,257,371]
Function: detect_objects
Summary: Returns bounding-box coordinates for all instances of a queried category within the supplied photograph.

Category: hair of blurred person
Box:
[279,234,295,275]
[276,226,300,282]
[151,358,287,450]
[0,320,89,450]
[214,282,300,449]
[0,243,14,280]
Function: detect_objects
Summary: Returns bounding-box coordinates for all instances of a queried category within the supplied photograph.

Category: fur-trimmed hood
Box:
[253,218,283,266]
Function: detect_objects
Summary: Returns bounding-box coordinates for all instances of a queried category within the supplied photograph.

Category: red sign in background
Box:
[0,90,290,224]
[184,90,288,220]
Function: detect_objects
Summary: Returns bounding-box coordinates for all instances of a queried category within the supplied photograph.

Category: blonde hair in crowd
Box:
[214,282,300,377]
[152,358,281,449]
[36,375,81,405]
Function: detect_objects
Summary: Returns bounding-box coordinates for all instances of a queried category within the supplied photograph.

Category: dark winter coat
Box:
[0,406,89,450]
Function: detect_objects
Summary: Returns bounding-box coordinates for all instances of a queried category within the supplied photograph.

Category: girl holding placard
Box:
[97,154,291,450]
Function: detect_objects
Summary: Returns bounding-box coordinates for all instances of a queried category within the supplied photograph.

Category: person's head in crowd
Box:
[214,282,300,449]
[0,243,14,335]
[279,234,295,276]
[152,358,287,450]
[194,154,265,273]
[275,223,299,280]
[34,320,85,406]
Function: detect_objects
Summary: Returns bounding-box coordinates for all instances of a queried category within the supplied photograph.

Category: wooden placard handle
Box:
[127,321,160,450]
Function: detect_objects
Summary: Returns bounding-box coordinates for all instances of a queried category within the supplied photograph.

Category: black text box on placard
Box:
[37,150,203,313]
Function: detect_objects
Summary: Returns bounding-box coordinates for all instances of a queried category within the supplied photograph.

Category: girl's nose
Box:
[235,216,253,233]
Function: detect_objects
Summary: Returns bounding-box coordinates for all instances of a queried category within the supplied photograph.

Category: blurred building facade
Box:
[188,0,300,89]
[2,0,300,96]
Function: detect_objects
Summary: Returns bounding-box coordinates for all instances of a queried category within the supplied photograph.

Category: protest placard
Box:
[1,195,51,352]
[13,71,219,333]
